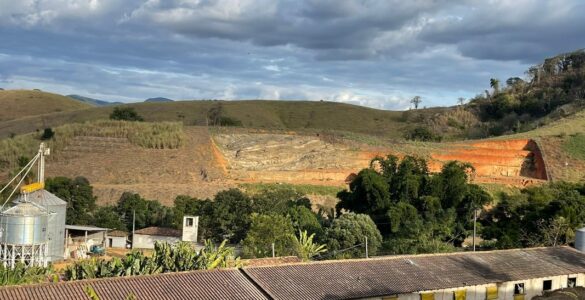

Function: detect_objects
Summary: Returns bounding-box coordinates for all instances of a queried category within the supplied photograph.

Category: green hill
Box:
[0,90,91,122]
[0,99,448,139]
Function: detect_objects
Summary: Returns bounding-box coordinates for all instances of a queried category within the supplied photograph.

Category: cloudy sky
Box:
[0,0,584,109]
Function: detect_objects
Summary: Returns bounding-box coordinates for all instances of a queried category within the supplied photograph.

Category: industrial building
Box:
[0,247,584,300]
[0,143,67,267]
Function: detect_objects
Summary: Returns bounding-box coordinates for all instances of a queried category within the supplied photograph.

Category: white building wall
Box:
[107,236,127,248]
[361,274,584,300]
[133,234,180,249]
[182,216,199,242]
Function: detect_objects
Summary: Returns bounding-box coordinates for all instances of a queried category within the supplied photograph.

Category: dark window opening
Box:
[186,218,194,227]
[543,280,552,291]
[514,283,525,295]
[568,277,577,288]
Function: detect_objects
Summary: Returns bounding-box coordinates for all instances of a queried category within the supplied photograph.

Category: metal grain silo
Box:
[575,227,585,252]
[0,202,50,268]
[14,190,67,262]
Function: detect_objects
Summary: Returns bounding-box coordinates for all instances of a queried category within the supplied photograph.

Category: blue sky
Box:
[0,0,584,110]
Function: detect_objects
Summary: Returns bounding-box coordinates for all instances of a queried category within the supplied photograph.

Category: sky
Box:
[0,0,584,110]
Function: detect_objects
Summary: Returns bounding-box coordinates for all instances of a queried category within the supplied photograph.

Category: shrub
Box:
[41,128,55,140]
[110,107,144,121]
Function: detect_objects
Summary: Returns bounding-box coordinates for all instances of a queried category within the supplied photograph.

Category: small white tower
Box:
[181,216,199,243]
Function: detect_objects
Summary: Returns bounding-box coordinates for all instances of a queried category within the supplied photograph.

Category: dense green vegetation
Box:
[482,182,585,249]
[65,240,237,280]
[0,263,56,286]
[411,49,585,139]
[110,107,144,122]
[336,155,491,254]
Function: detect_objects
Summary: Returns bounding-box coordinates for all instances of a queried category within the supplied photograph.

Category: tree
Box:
[210,189,253,243]
[287,205,323,238]
[410,96,422,109]
[242,213,295,258]
[116,192,173,232]
[325,213,382,258]
[490,78,500,94]
[45,177,96,225]
[457,97,466,106]
[336,169,390,218]
[93,206,126,231]
[41,128,55,140]
[293,230,327,261]
[110,107,144,121]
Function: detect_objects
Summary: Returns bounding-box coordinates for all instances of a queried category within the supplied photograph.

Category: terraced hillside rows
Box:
[46,127,232,205]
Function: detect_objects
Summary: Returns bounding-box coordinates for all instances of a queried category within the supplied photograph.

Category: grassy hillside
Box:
[0,90,91,122]
[0,99,447,139]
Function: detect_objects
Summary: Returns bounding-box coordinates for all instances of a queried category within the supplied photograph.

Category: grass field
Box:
[562,133,585,161]
[0,90,449,140]
[0,90,91,122]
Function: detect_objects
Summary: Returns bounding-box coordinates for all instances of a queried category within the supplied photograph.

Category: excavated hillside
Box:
[214,132,548,188]
[30,126,549,206]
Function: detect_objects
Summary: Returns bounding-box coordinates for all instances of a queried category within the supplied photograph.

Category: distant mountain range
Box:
[145,97,173,102]
[68,95,174,106]
[67,95,122,106]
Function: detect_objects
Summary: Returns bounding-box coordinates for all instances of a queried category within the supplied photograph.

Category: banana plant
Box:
[293,230,327,261]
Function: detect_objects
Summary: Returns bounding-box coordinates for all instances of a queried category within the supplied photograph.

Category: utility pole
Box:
[131,210,136,249]
[472,209,478,252]
[271,243,275,258]
[365,236,369,259]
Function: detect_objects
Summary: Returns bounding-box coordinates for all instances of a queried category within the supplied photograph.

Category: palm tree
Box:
[490,78,500,94]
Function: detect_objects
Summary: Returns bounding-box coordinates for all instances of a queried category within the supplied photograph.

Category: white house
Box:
[132,216,199,249]
[106,230,128,249]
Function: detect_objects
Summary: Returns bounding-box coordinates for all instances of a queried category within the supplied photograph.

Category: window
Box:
[514,283,525,295]
[543,280,552,291]
[453,289,466,300]
[486,285,498,300]
[568,277,577,288]
[185,217,194,227]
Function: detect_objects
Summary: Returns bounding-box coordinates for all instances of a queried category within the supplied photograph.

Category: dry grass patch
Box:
[0,120,183,171]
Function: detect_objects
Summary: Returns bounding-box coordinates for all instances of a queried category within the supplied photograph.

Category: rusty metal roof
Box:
[133,226,181,237]
[244,247,585,300]
[0,269,268,300]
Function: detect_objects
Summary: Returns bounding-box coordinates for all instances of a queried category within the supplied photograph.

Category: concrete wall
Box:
[182,216,199,242]
[133,234,180,249]
[363,273,585,300]
[106,236,126,248]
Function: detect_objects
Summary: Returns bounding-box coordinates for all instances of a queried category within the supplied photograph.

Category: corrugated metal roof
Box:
[244,247,585,300]
[65,225,108,231]
[0,269,268,300]
[107,230,128,237]
[14,189,67,207]
[1,202,49,216]
[0,247,584,300]
[134,227,181,237]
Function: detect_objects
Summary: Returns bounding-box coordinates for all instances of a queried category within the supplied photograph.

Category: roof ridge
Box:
[244,246,571,269]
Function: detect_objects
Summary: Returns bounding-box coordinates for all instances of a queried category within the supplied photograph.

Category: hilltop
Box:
[0,90,91,122]
[0,98,448,139]
[67,94,121,106]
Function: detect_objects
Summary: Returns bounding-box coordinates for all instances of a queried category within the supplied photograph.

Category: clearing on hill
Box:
[0,90,91,122]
